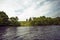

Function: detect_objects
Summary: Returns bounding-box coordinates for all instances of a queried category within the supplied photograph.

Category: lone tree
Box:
[9,16,20,26]
[0,11,9,25]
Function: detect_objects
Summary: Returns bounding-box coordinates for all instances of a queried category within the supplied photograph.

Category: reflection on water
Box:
[0,26,60,40]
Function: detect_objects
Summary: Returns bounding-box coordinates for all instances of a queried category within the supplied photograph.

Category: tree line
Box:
[0,11,60,26]
[26,16,60,26]
[0,11,20,26]
[20,16,60,26]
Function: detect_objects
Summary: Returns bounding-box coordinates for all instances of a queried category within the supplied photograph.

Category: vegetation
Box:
[0,11,60,26]
[0,11,9,26]
[9,16,20,26]
[0,11,20,26]
[20,21,31,26]
[20,16,60,26]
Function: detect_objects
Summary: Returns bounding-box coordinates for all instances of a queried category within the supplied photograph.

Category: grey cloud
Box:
[45,0,60,17]
[34,0,59,9]
[34,0,55,9]
[15,0,32,13]
[15,0,60,17]
[35,1,49,9]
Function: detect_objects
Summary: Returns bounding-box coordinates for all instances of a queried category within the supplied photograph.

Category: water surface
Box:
[0,25,60,40]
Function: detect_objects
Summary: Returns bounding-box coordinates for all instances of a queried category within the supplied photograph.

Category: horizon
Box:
[0,0,60,21]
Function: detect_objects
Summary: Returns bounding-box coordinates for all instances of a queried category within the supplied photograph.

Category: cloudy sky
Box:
[0,0,60,21]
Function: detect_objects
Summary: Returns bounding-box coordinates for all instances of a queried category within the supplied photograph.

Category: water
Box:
[0,25,60,40]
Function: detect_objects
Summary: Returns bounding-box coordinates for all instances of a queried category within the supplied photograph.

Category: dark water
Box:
[0,25,60,40]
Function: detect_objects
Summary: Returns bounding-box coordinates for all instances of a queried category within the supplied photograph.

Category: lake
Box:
[0,25,60,40]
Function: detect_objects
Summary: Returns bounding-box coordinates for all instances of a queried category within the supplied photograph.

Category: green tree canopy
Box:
[0,11,9,25]
[9,17,20,26]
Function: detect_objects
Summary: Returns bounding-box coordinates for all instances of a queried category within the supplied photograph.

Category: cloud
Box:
[15,0,53,20]
[45,0,60,17]
[0,0,60,20]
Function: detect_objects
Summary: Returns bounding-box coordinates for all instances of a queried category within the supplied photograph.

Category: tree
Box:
[30,16,60,26]
[29,17,32,21]
[26,19,28,21]
[0,11,9,25]
[9,17,20,26]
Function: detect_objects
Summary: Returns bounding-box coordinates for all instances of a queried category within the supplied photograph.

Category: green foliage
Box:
[29,17,32,21]
[0,11,20,26]
[9,17,20,26]
[23,16,60,26]
[0,11,9,25]
[0,11,60,26]
[20,21,31,26]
